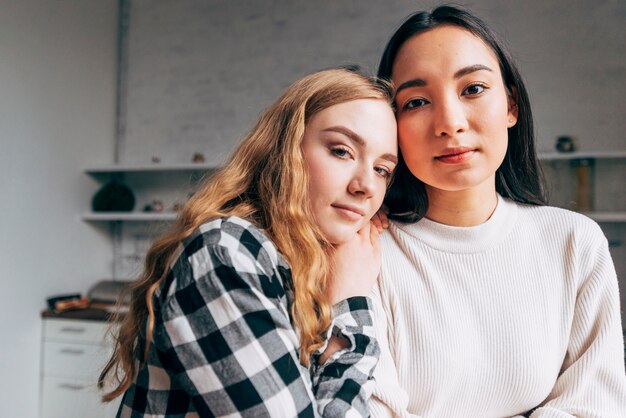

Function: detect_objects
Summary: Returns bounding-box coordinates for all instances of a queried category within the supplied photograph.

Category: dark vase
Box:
[555,136,576,153]
[91,180,135,212]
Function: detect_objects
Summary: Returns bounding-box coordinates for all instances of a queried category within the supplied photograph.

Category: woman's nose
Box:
[434,97,468,138]
[348,167,376,197]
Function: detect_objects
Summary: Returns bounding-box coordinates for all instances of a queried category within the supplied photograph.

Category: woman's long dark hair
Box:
[379,5,546,223]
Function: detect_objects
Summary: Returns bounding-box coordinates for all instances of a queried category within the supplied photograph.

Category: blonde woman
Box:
[98,67,398,417]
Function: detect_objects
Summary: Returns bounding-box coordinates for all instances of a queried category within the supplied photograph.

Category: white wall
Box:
[116,0,626,313]
[118,0,626,163]
[0,1,117,417]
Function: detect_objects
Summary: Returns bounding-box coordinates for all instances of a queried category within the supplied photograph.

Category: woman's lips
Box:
[435,148,476,164]
[332,204,364,221]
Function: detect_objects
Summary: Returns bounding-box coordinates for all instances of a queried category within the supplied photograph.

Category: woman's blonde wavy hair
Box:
[98,67,393,401]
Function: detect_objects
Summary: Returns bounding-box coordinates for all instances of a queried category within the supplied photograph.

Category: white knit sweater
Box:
[370,196,626,418]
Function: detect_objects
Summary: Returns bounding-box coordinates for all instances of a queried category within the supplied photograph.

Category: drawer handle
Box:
[58,383,85,391]
[59,327,86,334]
[59,348,85,355]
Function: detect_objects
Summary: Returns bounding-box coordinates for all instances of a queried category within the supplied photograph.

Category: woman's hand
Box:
[370,208,389,233]
[318,335,350,365]
[328,221,381,305]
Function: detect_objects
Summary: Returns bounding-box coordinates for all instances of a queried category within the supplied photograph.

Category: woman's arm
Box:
[155,231,379,417]
[311,297,381,416]
[528,227,626,417]
[305,220,384,415]
[368,279,421,418]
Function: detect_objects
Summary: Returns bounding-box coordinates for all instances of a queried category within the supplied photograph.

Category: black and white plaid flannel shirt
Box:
[116,216,380,417]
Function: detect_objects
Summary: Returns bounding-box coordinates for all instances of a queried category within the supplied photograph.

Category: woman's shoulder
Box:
[517,202,600,227]
[514,201,606,244]
[161,216,291,301]
[182,216,280,263]
[186,215,286,271]
[154,217,295,346]
[189,216,272,249]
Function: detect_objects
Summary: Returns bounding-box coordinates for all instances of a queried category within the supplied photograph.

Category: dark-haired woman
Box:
[369,5,626,417]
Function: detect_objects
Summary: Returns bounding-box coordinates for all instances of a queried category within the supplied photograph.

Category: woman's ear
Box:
[507,86,519,128]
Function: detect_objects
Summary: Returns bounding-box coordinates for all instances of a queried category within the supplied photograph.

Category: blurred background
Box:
[1,0,624,416]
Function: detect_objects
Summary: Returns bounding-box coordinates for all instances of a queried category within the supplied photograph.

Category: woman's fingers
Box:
[371,210,389,232]
[371,213,384,233]
[369,220,380,248]
[328,220,382,303]
[358,219,371,237]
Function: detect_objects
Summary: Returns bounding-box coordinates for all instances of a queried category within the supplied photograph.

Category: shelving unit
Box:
[580,212,626,223]
[83,163,219,278]
[82,154,626,223]
[82,163,218,222]
[85,162,217,174]
[81,212,178,222]
[538,150,626,161]
[538,150,626,224]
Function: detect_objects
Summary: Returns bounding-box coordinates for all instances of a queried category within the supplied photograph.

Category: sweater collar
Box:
[392,194,517,254]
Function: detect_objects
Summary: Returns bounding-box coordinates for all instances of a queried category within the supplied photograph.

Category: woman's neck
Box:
[425,182,498,227]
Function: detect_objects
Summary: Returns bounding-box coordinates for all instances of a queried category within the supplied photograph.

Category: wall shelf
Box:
[84,151,626,170]
[84,163,218,175]
[82,154,626,226]
[81,212,177,222]
[583,212,626,223]
[538,151,625,223]
[539,150,626,161]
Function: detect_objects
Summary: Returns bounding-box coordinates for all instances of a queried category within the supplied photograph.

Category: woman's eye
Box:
[401,97,429,110]
[375,166,393,178]
[330,146,351,159]
[463,84,486,96]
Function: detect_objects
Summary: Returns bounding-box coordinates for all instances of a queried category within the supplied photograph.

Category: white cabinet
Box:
[40,318,121,418]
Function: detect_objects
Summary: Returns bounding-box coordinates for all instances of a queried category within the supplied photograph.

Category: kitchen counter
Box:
[41,306,124,322]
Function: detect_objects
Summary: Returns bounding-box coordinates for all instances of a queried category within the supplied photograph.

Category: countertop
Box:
[41,305,124,322]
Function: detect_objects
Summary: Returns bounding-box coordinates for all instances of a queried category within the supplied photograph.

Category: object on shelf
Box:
[46,293,90,313]
[171,202,183,212]
[88,280,132,305]
[54,297,90,313]
[573,158,594,212]
[192,152,206,163]
[46,293,81,310]
[151,156,161,163]
[555,135,576,153]
[92,180,135,212]
[143,199,164,212]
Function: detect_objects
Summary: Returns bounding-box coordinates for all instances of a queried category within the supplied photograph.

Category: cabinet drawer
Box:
[43,341,113,380]
[41,376,120,418]
[44,319,109,344]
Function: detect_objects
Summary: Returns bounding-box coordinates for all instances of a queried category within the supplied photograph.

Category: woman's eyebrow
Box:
[394,78,426,98]
[381,153,398,165]
[322,126,366,146]
[454,64,493,79]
